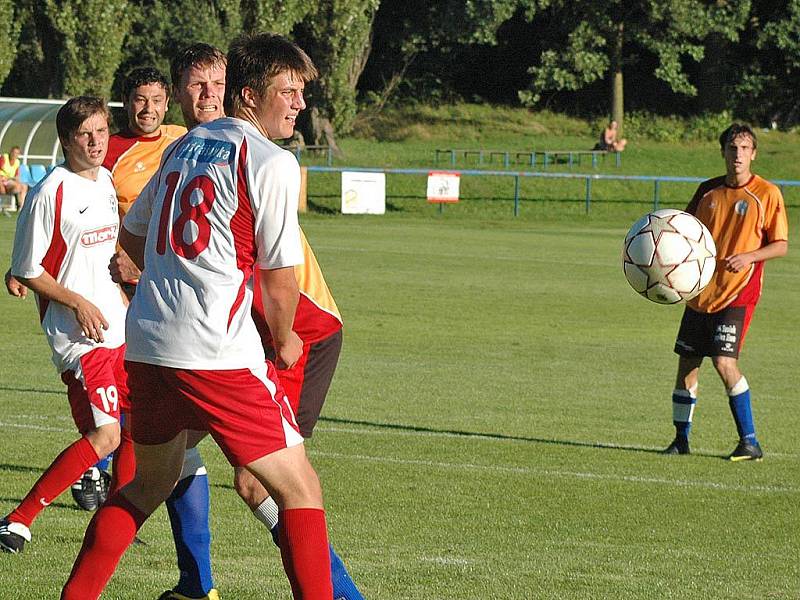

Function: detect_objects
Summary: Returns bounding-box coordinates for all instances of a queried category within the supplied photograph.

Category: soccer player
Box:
[155,43,361,600]
[664,123,788,460]
[67,66,190,513]
[61,34,334,599]
[0,97,133,553]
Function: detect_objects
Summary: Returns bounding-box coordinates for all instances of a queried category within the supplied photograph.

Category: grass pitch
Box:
[0,189,798,598]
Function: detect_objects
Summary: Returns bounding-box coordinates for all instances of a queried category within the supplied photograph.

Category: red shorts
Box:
[61,345,129,434]
[126,360,303,467]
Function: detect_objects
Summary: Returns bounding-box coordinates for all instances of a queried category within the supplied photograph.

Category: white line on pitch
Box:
[309,450,799,495]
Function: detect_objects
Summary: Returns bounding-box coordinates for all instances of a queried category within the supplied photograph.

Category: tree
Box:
[519,0,750,133]
[293,0,380,149]
[0,0,21,89]
[44,0,132,97]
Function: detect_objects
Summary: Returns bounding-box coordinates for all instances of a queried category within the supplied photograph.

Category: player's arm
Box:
[724,240,788,273]
[258,266,302,369]
[111,233,144,281]
[14,271,109,343]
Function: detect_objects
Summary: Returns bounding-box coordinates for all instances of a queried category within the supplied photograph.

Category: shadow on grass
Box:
[0,386,62,396]
[316,416,730,459]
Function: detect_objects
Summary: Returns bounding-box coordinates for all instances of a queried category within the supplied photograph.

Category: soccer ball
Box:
[622,209,717,304]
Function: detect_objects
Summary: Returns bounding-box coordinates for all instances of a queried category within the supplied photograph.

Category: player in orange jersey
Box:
[664,123,788,461]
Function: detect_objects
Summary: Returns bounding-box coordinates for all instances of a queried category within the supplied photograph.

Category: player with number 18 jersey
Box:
[123,116,304,463]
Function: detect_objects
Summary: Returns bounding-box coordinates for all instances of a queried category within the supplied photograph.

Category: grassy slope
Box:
[0,106,797,598]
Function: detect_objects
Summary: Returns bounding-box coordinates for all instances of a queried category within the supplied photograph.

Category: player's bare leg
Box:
[245,444,332,599]
[664,356,703,455]
[712,356,762,461]
[62,433,187,599]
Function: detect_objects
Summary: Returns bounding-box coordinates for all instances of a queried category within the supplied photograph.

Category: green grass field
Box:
[0,120,798,598]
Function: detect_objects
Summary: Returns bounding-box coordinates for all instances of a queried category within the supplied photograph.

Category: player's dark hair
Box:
[224,33,317,117]
[122,66,170,101]
[170,43,227,89]
[56,96,109,148]
[719,123,757,150]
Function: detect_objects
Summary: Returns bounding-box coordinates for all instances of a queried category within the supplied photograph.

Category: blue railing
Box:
[305,166,800,216]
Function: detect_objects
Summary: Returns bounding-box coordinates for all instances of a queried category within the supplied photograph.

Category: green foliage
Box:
[520,0,751,112]
[0,0,21,88]
[44,0,132,97]
[240,0,311,34]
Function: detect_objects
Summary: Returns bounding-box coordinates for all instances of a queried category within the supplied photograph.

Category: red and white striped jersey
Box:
[123,117,303,370]
[11,166,127,372]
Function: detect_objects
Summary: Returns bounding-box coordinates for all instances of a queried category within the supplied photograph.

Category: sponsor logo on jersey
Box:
[80,224,118,247]
[176,136,235,166]
[735,199,748,216]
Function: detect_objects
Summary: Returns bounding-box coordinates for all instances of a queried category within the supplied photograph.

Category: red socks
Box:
[279,508,333,599]
[110,424,136,493]
[9,436,99,527]
[61,493,148,600]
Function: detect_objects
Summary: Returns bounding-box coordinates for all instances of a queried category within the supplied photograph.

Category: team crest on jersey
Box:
[176,136,235,166]
[734,199,748,216]
[81,224,118,247]
[108,194,117,214]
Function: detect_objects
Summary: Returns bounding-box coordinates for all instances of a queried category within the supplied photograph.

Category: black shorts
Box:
[673,305,751,359]
[265,330,342,438]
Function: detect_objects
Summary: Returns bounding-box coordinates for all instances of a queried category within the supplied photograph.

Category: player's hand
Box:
[5,269,27,299]
[109,250,141,284]
[723,253,754,273]
[73,297,109,343]
[274,330,303,370]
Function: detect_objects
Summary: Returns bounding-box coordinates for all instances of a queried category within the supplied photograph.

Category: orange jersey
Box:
[103,124,187,218]
[686,174,788,313]
[252,229,342,346]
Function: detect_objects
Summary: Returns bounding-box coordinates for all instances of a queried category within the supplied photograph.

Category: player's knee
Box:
[711,356,740,383]
[271,461,323,509]
[85,423,121,456]
[233,467,268,507]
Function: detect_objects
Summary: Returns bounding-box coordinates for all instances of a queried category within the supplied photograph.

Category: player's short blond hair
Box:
[56,96,109,148]
[224,33,317,117]
[170,43,227,90]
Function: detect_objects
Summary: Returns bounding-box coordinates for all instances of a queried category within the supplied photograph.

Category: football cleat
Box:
[71,467,111,511]
[728,440,763,462]
[662,437,690,455]
[0,519,31,553]
[157,589,220,600]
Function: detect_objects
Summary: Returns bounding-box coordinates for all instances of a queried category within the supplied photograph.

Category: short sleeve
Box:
[123,170,159,236]
[251,150,303,269]
[763,186,788,243]
[11,186,57,279]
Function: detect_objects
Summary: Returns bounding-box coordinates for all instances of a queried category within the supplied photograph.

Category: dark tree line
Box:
[2,0,799,144]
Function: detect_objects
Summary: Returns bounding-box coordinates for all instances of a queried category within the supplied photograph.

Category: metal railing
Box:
[306,165,800,216]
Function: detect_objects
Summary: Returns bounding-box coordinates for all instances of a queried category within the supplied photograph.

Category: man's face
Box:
[254,70,306,140]
[63,112,109,173]
[174,63,226,128]
[9,147,20,161]
[126,82,168,136]
[723,133,756,179]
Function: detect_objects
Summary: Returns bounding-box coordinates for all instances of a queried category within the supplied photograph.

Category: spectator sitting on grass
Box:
[595,120,627,152]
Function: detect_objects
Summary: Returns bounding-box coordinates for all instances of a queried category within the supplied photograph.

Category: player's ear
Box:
[240,86,258,109]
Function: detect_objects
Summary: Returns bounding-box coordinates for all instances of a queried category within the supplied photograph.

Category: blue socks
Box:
[166,450,214,598]
[672,388,697,439]
[728,376,757,442]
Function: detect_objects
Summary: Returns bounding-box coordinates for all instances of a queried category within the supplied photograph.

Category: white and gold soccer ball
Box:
[622,209,717,304]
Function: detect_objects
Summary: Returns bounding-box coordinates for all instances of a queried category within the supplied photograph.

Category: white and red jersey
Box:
[123,117,303,370]
[11,166,127,372]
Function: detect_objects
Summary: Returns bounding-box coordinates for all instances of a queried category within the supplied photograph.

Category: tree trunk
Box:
[298,106,342,154]
[611,21,624,135]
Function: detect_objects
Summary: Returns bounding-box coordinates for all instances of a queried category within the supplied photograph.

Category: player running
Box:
[663,123,788,460]
[0,97,134,553]
[61,34,334,599]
